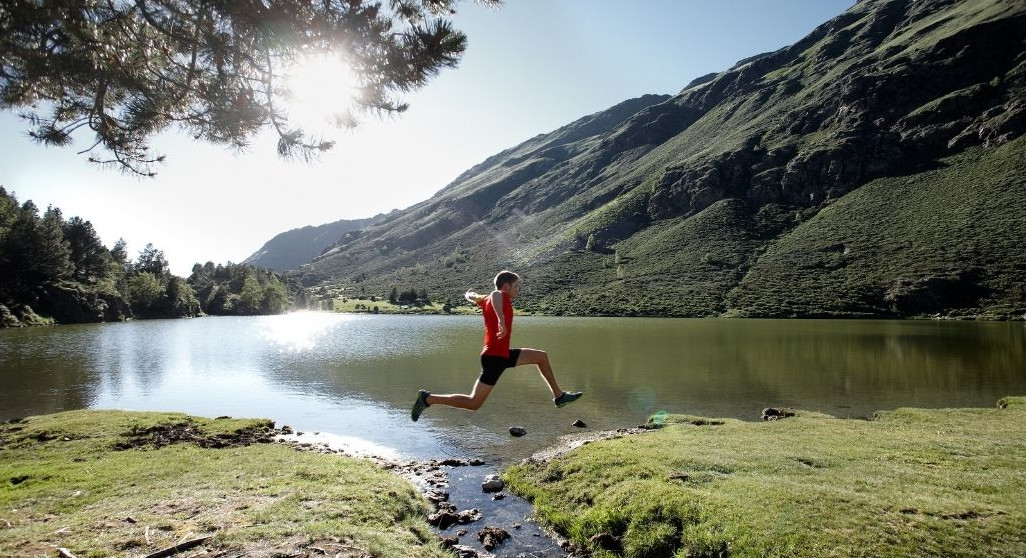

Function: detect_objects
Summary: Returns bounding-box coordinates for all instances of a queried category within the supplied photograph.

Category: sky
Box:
[0,0,854,276]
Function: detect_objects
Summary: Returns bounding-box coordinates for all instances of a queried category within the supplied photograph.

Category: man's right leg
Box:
[516,348,583,407]
[425,381,494,411]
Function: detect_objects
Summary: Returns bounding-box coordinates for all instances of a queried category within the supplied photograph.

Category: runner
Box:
[411,270,582,421]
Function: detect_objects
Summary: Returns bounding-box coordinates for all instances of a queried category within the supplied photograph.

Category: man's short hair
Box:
[494,270,520,290]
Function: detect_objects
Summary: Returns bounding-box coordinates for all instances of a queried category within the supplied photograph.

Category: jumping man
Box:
[410,270,582,421]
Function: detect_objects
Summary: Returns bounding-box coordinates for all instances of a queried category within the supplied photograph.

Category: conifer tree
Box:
[62,216,111,282]
[0,0,497,175]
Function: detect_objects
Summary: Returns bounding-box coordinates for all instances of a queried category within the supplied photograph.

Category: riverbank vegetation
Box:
[0,188,308,327]
[505,397,1026,557]
[0,411,447,558]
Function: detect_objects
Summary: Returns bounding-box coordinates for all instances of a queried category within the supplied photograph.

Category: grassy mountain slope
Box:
[243,215,380,272]
[288,0,1025,318]
[727,136,1026,318]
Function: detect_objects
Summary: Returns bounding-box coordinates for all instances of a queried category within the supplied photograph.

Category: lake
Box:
[2,314,1024,465]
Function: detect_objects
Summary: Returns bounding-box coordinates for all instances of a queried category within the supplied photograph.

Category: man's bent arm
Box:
[490,290,507,338]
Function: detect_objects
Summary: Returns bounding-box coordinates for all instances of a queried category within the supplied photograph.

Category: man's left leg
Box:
[516,348,564,399]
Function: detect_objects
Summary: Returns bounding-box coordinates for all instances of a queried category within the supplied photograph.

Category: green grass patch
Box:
[727,136,1026,318]
[331,296,466,315]
[0,411,446,558]
[505,397,1026,557]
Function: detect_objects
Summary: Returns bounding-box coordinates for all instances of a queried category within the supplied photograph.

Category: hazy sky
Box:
[0,0,853,276]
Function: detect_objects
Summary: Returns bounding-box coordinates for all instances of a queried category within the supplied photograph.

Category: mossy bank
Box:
[0,411,449,558]
[504,397,1026,557]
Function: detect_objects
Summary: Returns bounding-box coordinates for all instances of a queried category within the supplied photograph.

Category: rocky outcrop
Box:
[35,282,130,324]
[1,283,129,327]
[647,4,1026,222]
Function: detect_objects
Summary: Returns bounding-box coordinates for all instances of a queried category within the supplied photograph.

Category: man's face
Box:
[505,280,520,300]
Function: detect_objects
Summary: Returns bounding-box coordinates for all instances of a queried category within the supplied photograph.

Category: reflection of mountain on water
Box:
[2,316,1024,462]
[256,316,1026,460]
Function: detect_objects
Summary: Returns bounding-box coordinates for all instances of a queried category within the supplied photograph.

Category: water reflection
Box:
[257,311,348,352]
[1,315,1024,465]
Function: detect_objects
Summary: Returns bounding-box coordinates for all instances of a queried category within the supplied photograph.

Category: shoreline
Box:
[4,400,1023,557]
[5,306,1025,329]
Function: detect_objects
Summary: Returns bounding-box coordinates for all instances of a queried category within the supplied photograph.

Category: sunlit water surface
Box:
[2,313,1024,465]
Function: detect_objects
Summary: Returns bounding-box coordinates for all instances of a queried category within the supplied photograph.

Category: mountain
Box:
[282,0,1025,319]
[243,215,383,272]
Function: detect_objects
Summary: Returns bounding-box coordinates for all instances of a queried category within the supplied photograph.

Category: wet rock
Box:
[428,508,481,530]
[509,426,527,437]
[438,534,460,549]
[491,492,505,501]
[572,419,587,428]
[0,304,18,328]
[762,407,796,421]
[437,502,457,512]
[450,544,484,558]
[481,474,504,492]
[478,526,511,551]
[425,489,449,506]
[428,510,460,530]
[423,469,449,487]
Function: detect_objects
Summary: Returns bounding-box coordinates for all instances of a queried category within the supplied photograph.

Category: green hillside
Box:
[279,0,1026,319]
[728,136,1026,318]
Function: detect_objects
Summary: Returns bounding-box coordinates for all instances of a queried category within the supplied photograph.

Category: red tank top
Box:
[478,291,513,357]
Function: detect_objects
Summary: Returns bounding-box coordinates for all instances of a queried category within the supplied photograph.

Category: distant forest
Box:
[0,187,309,327]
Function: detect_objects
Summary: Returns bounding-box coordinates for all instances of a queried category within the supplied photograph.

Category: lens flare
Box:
[650,410,668,426]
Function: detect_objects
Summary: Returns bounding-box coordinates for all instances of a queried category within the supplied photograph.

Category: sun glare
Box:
[284,53,361,131]
[259,311,344,352]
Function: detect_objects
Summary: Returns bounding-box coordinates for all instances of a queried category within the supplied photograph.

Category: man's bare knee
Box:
[519,348,548,366]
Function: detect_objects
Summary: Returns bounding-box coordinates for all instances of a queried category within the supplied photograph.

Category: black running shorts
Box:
[479,348,521,386]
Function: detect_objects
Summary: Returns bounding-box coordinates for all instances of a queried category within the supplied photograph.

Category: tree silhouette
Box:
[0,0,498,175]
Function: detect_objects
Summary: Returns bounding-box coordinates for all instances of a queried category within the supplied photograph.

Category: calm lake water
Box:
[2,314,1024,465]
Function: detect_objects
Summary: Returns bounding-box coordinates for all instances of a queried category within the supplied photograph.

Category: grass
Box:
[331,296,446,314]
[0,411,447,558]
[727,136,1026,319]
[504,397,1026,558]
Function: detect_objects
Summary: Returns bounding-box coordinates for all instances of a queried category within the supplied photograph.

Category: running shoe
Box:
[411,389,430,421]
[554,391,583,408]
